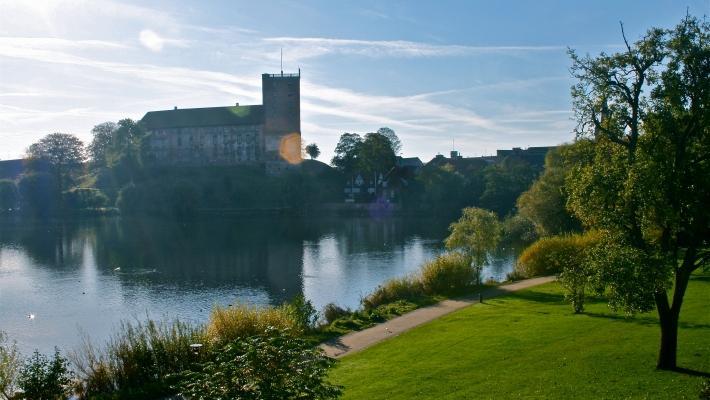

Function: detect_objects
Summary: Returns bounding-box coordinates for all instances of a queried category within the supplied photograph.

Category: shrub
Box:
[361,276,424,310]
[420,252,475,295]
[173,329,341,400]
[322,303,350,325]
[63,188,109,209]
[501,214,538,244]
[18,172,59,217]
[206,304,301,345]
[0,332,20,400]
[73,319,205,400]
[286,295,318,331]
[16,349,73,400]
[700,378,710,400]
[0,180,18,212]
[516,231,601,312]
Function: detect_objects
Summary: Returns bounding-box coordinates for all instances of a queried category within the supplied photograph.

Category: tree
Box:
[568,16,709,370]
[357,132,396,176]
[377,127,402,155]
[444,207,501,282]
[331,133,362,175]
[305,143,320,160]
[0,180,18,212]
[516,143,589,236]
[18,173,59,217]
[87,121,118,168]
[17,349,73,400]
[26,133,86,191]
[479,156,537,216]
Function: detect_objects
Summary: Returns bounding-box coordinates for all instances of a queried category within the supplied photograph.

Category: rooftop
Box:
[141,105,264,130]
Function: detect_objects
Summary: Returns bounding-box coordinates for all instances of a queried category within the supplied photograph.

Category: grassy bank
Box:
[329,274,710,399]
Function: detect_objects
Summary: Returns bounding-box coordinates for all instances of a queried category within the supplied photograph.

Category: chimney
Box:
[174,106,178,110]
[235,102,239,106]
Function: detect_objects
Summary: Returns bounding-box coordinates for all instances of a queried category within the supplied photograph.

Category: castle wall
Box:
[147,124,263,165]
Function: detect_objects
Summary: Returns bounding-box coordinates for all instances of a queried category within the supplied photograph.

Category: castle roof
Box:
[141,105,264,130]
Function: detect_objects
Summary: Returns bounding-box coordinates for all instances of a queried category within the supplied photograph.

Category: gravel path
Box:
[320,276,556,358]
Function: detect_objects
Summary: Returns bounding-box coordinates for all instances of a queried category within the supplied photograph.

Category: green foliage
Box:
[501,214,537,245]
[445,207,501,269]
[516,143,588,236]
[173,329,341,400]
[568,16,709,368]
[322,304,351,325]
[16,349,72,400]
[419,252,476,295]
[63,188,109,210]
[170,180,200,218]
[305,143,321,160]
[700,379,710,400]
[26,133,86,185]
[0,180,18,212]
[88,122,118,168]
[376,127,401,155]
[356,133,396,176]
[287,295,318,332]
[0,332,20,400]
[331,133,362,175]
[73,319,205,400]
[206,304,302,346]
[17,172,59,217]
[479,156,537,217]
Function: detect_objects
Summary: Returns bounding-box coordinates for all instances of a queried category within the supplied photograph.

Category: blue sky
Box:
[0,0,707,162]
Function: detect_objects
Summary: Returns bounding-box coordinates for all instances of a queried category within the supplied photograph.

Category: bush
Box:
[361,276,424,310]
[0,332,20,400]
[206,304,301,346]
[700,378,710,400]
[516,231,601,312]
[501,214,538,244]
[73,319,205,400]
[63,188,109,210]
[420,252,475,295]
[286,295,318,332]
[18,172,59,217]
[0,180,18,212]
[16,349,72,400]
[173,329,341,400]
[322,303,350,325]
[515,232,600,278]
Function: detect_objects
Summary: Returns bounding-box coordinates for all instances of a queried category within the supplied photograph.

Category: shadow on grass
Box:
[583,312,710,330]
[690,275,710,282]
[667,367,710,378]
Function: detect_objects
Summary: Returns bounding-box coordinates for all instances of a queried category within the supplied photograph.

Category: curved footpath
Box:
[320,276,556,358]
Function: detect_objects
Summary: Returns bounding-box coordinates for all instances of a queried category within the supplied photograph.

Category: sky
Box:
[0,0,707,162]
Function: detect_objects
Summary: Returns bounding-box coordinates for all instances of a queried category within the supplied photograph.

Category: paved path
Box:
[320,276,556,358]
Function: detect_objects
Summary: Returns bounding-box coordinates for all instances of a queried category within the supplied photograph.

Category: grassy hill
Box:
[329,275,710,399]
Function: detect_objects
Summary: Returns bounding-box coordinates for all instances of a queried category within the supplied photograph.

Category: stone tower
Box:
[262,72,301,172]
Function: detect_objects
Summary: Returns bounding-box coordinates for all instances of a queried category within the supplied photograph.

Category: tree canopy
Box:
[567,15,709,370]
[305,143,320,160]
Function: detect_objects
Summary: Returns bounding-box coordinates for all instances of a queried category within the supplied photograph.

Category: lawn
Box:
[329,274,710,399]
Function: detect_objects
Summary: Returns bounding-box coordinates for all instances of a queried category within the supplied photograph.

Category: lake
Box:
[0,215,519,354]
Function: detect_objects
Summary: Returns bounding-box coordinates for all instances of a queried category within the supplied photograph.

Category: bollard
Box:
[479,293,483,303]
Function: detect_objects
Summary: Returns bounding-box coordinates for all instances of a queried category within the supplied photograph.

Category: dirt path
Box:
[320,276,556,358]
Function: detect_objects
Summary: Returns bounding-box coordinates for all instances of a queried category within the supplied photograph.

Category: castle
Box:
[141,72,301,173]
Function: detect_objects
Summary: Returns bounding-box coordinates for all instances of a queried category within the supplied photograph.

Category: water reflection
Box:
[0,215,518,354]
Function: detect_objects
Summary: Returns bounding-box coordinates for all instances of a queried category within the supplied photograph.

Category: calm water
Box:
[0,216,518,354]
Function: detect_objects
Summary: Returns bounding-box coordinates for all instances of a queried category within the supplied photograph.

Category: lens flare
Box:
[279,133,302,165]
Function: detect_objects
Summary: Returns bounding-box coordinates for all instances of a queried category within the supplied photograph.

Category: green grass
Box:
[329,274,710,399]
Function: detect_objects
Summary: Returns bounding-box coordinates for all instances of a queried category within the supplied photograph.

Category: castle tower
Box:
[262,72,301,171]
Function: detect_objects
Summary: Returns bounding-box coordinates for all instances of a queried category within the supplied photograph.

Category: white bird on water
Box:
[113,267,121,271]
[27,314,35,320]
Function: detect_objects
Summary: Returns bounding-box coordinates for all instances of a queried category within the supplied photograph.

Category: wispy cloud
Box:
[263,37,566,59]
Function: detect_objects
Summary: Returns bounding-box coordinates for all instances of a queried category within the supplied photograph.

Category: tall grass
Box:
[515,231,601,278]
[206,304,302,345]
[362,252,477,310]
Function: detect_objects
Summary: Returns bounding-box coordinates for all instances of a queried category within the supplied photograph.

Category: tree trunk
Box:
[656,306,679,370]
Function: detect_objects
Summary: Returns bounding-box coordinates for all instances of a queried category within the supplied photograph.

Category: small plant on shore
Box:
[287,294,318,331]
[16,349,73,400]
[362,276,424,310]
[444,207,502,284]
[173,328,341,400]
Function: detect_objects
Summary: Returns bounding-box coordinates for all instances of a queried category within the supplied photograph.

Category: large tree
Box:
[26,133,86,191]
[568,16,709,370]
[305,143,320,160]
[331,133,362,175]
[87,121,118,168]
[357,132,396,176]
[377,127,402,155]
